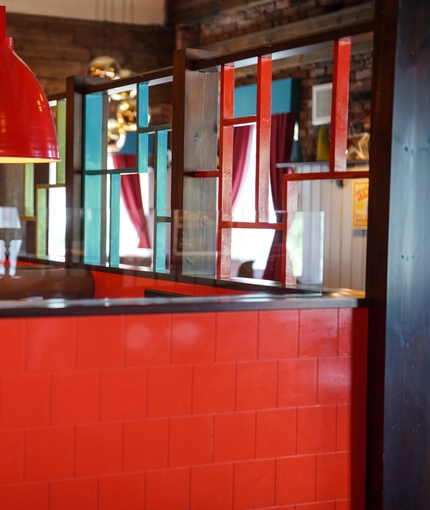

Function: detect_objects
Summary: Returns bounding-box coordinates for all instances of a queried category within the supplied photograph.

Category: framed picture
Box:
[352,180,369,229]
[312,83,332,125]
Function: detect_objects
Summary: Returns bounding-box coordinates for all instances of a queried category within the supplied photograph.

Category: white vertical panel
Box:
[296,165,367,291]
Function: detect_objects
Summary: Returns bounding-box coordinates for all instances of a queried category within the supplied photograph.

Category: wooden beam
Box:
[234,37,373,80]
[199,3,374,54]
[170,0,271,26]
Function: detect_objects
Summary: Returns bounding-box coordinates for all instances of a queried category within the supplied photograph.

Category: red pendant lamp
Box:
[0,6,59,163]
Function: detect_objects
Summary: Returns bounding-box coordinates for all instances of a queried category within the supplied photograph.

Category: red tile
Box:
[0,483,48,510]
[234,459,275,510]
[296,502,335,509]
[318,357,352,404]
[352,354,368,404]
[297,406,337,454]
[256,409,297,458]
[258,310,299,359]
[236,361,277,410]
[299,309,338,357]
[99,473,145,510]
[335,501,351,510]
[169,415,212,467]
[191,464,233,510]
[213,412,255,462]
[0,373,50,427]
[125,314,171,366]
[146,468,190,510]
[194,284,216,296]
[50,478,97,510]
[77,316,124,368]
[276,455,316,505]
[27,317,75,371]
[123,419,168,471]
[0,429,24,483]
[52,371,99,424]
[25,426,74,481]
[339,308,368,355]
[156,278,177,294]
[278,358,318,407]
[193,363,236,414]
[316,452,351,501]
[216,311,258,361]
[147,365,192,417]
[101,368,146,420]
[75,423,122,476]
[172,313,215,363]
[351,447,366,509]
[337,404,351,451]
[175,282,195,295]
[0,318,25,373]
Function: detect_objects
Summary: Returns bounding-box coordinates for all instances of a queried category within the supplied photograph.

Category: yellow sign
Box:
[353,180,369,229]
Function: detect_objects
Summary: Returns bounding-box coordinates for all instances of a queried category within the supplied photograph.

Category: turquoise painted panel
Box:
[109,174,121,267]
[137,83,149,172]
[154,222,167,272]
[138,82,149,129]
[84,94,104,171]
[155,130,168,215]
[272,78,300,114]
[84,174,102,265]
[138,132,149,173]
[154,130,169,272]
[84,93,104,265]
[234,78,300,117]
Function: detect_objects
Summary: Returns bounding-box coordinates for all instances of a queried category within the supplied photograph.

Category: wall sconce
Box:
[0,6,59,163]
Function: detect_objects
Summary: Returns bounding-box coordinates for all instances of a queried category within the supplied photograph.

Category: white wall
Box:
[297,163,367,291]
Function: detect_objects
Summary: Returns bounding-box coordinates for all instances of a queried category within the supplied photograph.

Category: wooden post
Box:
[171,48,219,278]
[366,0,430,507]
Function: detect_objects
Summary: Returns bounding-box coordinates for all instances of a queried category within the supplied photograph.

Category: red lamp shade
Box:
[0,6,59,163]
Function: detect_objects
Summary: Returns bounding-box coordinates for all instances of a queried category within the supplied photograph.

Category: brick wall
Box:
[0,305,367,509]
[174,0,373,48]
[7,13,175,96]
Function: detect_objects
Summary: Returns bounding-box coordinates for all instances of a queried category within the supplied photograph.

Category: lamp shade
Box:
[0,6,59,163]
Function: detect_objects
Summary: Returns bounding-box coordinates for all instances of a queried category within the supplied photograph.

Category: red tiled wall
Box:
[0,307,367,509]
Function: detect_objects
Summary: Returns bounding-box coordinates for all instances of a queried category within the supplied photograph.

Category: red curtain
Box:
[263,112,298,282]
[232,125,253,206]
[111,154,150,249]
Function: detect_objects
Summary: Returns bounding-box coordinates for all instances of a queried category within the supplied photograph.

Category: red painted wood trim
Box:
[217,63,236,278]
[330,39,351,174]
[256,55,272,223]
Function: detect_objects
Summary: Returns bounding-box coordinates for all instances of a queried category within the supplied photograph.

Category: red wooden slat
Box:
[256,55,272,223]
[330,38,351,174]
[217,63,235,278]
[219,221,283,230]
[283,170,369,182]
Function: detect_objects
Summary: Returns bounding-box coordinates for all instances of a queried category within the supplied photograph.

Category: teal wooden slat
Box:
[138,132,149,173]
[83,93,104,264]
[155,130,168,214]
[109,174,121,267]
[154,129,169,271]
[137,82,149,173]
[155,223,167,272]
[84,174,102,265]
[84,94,104,171]
[138,82,149,129]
